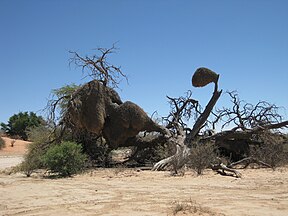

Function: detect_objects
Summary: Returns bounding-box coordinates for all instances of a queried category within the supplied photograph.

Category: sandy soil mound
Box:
[0,137,31,169]
[0,137,31,156]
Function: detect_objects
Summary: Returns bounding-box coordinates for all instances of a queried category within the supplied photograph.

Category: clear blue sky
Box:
[1,0,287,126]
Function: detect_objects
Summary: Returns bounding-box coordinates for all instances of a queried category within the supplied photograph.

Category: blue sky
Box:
[1,0,287,127]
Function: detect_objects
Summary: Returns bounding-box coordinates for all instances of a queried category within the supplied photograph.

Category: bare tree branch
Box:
[69,44,128,88]
[164,90,199,132]
[214,91,283,131]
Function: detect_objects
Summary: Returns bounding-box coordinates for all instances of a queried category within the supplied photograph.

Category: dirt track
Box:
[0,137,288,216]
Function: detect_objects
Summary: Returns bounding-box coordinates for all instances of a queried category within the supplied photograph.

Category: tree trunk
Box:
[152,135,191,172]
[153,75,222,172]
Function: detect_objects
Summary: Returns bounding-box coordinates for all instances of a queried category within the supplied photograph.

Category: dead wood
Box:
[201,120,288,161]
[211,162,242,178]
[207,121,288,142]
[69,45,128,88]
[213,91,285,131]
[164,91,199,130]
[153,68,222,172]
[188,78,221,140]
[228,157,272,169]
[152,134,190,173]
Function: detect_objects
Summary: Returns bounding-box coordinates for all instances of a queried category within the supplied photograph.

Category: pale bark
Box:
[153,74,222,172]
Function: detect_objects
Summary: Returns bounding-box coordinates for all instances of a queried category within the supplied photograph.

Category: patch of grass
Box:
[170,199,218,215]
[0,137,5,149]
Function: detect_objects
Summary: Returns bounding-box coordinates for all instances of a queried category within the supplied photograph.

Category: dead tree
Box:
[153,67,223,172]
[48,46,171,159]
[213,90,284,131]
[153,67,288,177]
[206,91,288,162]
[69,44,128,88]
[203,121,288,168]
[47,46,287,171]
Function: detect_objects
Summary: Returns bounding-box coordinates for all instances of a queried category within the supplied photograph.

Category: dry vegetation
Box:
[1,48,288,216]
[1,133,288,216]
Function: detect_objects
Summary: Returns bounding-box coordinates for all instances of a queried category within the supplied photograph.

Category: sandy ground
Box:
[0,137,31,169]
[1,137,288,216]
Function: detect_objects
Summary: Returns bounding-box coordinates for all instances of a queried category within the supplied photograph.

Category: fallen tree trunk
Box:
[202,120,288,141]
[211,162,242,178]
[228,157,272,169]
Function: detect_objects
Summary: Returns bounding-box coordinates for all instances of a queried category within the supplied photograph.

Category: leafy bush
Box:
[188,142,218,175]
[42,141,87,177]
[51,83,80,113]
[1,112,45,140]
[0,137,5,149]
[17,125,53,176]
[26,125,52,142]
[18,141,49,176]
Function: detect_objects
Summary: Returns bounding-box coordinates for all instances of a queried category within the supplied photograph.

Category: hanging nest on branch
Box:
[192,67,219,87]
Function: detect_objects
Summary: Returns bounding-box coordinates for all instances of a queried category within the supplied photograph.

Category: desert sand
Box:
[0,137,288,216]
[0,137,31,170]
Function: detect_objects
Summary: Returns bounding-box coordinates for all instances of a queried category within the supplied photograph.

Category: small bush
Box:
[251,131,288,169]
[42,141,87,177]
[171,199,215,216]
[26,125,51,142]
[18,126,52,176]
[18,141,49,176]
[0,137,5,149]
[188,142,218,175]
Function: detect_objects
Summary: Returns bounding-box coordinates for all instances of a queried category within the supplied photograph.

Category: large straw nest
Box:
[66,79,122,135]
[103,101,155,148]
[192,67,219,87]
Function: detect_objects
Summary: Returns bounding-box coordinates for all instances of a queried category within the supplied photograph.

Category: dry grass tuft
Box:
[170,198,221,215]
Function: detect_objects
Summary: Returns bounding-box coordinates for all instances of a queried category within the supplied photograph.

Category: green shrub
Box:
[1,112,45,140]
[18,141,49,176]
[26,125,51,142]
[0,137,5,149]
[18,126,53,176]
[42,141,87,177]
